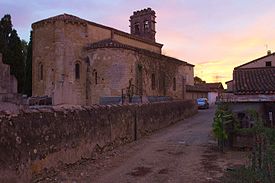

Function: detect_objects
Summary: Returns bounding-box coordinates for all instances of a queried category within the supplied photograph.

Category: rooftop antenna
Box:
[265,44,268,51]
[265,44,272,55]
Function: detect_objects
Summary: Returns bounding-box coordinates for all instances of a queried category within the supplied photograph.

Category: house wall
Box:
[238,54,275,69]
[227,102,274,128]
[228,103,264,114]
[208,92,218,105]
[264,103,275,127]
[226,80,233,92]
[228,102,265,128]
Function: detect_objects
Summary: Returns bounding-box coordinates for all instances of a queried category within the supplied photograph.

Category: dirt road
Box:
[35,107,247,183]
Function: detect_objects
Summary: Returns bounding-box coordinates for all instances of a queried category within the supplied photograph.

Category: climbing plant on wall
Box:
[212,103,235,152]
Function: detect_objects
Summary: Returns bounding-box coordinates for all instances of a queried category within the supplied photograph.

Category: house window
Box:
[151,73,156,90]
[39,63,43,81]
[173,77,176,91]
[144,20,149,32]
[134,23,140,34]
[266,61,272,67]
[75,63,80,79]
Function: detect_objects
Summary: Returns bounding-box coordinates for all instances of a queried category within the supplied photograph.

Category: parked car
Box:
[196,98,209,109]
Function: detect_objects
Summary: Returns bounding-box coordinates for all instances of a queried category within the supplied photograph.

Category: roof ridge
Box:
[234,53,275,69]
[86,39,194,66]
[236,66,275,70]
[32,13,163,48]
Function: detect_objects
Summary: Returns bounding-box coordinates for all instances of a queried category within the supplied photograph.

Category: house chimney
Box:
[267,50,271,55]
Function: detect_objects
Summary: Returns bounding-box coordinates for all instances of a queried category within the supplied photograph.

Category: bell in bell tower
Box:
[129,8,156,42]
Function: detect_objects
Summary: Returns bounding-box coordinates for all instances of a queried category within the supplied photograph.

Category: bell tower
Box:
[130,8,156,42]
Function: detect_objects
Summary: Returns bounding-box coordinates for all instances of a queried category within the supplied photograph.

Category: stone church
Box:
[32,8,194,105]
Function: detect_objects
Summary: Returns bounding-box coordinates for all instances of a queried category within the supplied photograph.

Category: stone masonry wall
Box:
[86,47,193,104]
[0,100,197,182]
[32,15,163,105]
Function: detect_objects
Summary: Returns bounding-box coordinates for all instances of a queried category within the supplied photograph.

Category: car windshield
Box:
[197,98,206,102]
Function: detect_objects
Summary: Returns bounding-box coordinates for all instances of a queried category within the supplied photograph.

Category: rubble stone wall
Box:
[0,100,197,181]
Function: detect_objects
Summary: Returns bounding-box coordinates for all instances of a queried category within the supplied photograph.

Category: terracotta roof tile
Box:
[196,82,224,91]
[87,39,194,66]
[186,85,210,92]
[233,67,275,95]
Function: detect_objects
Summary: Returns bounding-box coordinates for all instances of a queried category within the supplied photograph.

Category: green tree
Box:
[24,31,32,96]
[7,29,25,93]
[0,14,26,93]
[221,111,275,183]
[0,14,12,65]
[212,104,235,152]
[21,39,28,64]
[194,76,206,84]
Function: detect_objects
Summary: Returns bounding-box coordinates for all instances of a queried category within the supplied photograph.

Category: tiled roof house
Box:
[223,51,275,128]
[233,67,275,95]
[231,51,275,97]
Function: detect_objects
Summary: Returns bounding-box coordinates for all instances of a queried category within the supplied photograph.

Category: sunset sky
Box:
[1,0,275,87]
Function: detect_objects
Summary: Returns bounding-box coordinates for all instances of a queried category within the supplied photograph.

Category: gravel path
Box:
[34,107,248,183]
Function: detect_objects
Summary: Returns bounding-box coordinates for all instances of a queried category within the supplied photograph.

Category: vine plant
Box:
[212,104,236,152]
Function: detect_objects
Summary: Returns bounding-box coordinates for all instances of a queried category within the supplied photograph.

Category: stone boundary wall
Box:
[0,100,197,181]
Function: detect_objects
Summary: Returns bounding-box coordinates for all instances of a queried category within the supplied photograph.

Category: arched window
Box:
[75,63,80,79]
[151,73,155,90]
[39,63,43,81]
[173,77,176,91]
[95,71,98,84]
[93,69,98,85]
[134,22,140,34]
[144,20,149,32]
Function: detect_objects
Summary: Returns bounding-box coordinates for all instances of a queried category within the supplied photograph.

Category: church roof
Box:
[32,13,86,24]
[87,39,194,67]
[32,13,163,48]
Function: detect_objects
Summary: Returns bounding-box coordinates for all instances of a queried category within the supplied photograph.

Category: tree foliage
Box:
[212,104,235,151]
[0,14,12,65]
[0,14,25,93]
[194,76,206,84]
[24,31,32,96]
[221,110,275,183]
[8,29,25,93]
